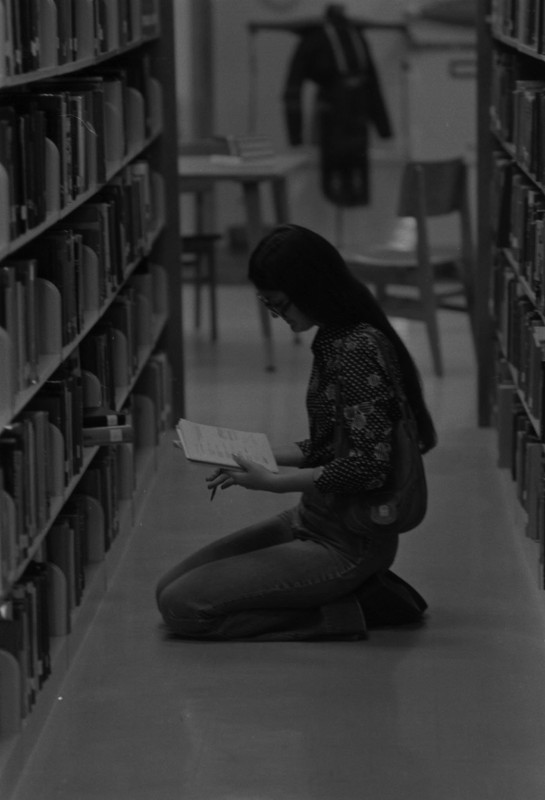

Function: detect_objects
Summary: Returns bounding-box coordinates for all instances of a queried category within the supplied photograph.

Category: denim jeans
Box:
[156,497,399,641]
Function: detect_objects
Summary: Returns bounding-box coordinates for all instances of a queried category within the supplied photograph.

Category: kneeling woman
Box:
[156,224,436,640]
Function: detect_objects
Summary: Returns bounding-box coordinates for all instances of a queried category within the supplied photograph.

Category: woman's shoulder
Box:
[344,323,390,354]
[343,324,400,379]
[316,323,394,366]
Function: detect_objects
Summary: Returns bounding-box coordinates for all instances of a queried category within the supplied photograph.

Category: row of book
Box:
[490,51,545,184]
[496,372,545,581]
[79,263,168,409]
[0,349,171,600]
[0,318,166,561]
[494,256,545,435]
[490,150,545,304]
[0,61,163,244]
[0,562,51,728]
[0,344,172,732]
[0,440,133,730]
[0,0,160,80]
[512,80,545,181]
[491,0,545,52]
[0,175,166,400]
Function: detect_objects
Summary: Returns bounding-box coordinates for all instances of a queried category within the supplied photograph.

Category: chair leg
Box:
[193,256,203,331]
[207,248,218,341]
[424,304,443,377]
[426,312,443,378]
[419,277,443,377]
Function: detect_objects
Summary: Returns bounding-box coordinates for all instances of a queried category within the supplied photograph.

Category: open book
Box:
[175,418,278,472]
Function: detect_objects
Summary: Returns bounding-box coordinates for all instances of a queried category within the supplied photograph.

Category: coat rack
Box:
[246,13,476,247]
[246,16,408,246]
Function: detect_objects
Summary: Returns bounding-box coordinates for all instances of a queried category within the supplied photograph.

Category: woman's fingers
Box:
[220,474,237,489]
[206,469,238,490]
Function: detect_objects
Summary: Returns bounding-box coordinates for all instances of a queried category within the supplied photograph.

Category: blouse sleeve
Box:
[314,333,400,495]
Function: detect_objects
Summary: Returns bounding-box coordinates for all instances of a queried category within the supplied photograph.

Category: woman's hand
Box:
[206,455,277,493]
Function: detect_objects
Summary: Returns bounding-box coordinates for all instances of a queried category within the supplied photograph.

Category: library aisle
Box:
[11,285,545,800]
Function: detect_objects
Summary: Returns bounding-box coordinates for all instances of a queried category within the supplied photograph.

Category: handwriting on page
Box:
[176,419,278,472]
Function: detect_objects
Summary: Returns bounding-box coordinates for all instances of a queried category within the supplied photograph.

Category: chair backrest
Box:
[178,137,231,156]
[397,158,468,218]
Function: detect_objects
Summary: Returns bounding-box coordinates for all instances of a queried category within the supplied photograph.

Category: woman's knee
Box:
[156,577,216,636]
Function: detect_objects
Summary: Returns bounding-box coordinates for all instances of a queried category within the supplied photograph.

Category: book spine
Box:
[82,424,134,446]
[83,411,129,427]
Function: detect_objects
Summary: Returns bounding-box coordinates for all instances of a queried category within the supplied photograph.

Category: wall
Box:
[214,0,409,156]
[175,0,477,249]
[173,0,193,140]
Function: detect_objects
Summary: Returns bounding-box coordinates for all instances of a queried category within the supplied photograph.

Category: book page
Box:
[175,419,278,473]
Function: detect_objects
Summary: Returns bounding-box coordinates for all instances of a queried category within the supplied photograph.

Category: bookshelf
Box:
[0,1,183,795]
[477,1,545,587]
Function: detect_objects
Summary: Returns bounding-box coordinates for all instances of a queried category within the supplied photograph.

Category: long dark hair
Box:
[248,224,437,453]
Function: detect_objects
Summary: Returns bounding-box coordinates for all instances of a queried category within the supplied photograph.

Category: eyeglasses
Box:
[257,294,292,319]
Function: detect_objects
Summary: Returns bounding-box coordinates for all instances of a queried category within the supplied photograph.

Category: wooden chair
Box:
[179,138,229,341]
[180,231,221,341]
[343,157,476,376]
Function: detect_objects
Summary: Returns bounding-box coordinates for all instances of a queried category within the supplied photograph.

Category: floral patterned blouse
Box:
[296,322,403,495]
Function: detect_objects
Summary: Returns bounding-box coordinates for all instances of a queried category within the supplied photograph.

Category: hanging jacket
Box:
[283,10,393,207]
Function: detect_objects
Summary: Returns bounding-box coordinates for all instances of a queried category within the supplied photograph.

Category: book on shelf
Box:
[47,516,83,617]
[108,289,138,380]
[141,0,160,38]
[131,273,153,348]
[0,105,27,237]
[496,379,517,469]
[83,407,130,427]
[0,597,29,720]
[151,351,172,431]
[18,562,52,690]
[39,76,108,188]
[10,258,39,387]
[174,419,279,473]
[30,361,84,488]
[511,408,532,482]
[493,257,545,435]
[70,203,113,303]
[96,178,130,275]
[491,151,513,248]
[26,230,81,347]
[33,90,72,208]
[54,0,74,65]
[133,357,165,445]
[0,75,157,245]
[80,323,118,411]
[0,466,17,598]
[79,448,119,551]
[1,262,20,394]
[98,70,128,166]
[523,440,543,539]
[0,93,47,232]
[0,422,32,560]
[492,0,544,51]
[83,423,134,446]
[14,581,38,710]
[0,408,54,576]
[0,107,20,240]
[7,1,23,77]
[25,409,50,531]
[114,440,135,501]
[69,492,106,564]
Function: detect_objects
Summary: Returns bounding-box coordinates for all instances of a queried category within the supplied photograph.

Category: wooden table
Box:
[178,151,311,370]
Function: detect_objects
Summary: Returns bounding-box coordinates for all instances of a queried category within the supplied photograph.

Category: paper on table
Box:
[175,418,278,472]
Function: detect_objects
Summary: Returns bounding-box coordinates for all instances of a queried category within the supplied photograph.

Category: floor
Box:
[11,284,545,800]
